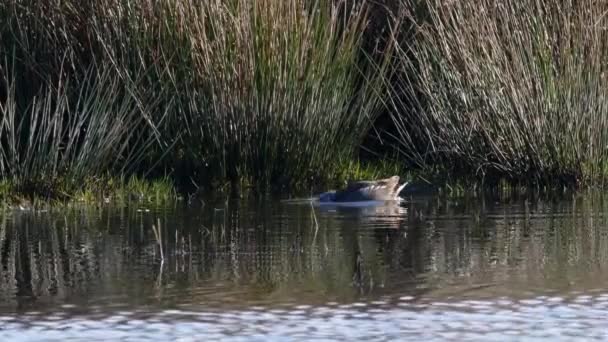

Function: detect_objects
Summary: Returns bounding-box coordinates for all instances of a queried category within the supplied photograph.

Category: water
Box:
[1,193,608,341]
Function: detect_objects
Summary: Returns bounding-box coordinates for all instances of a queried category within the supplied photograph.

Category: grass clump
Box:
[159,0,391,189]
[388,0,608,187]
[0,67,159,194]
[0,0,393,199]
[0,1,164,199]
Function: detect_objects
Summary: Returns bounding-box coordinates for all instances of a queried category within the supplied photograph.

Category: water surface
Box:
[1,193,608,340]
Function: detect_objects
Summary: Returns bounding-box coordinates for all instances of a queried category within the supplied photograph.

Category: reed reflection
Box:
[0,194,607,312]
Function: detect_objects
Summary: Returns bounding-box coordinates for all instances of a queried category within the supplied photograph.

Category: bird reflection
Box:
[317,201,408,229]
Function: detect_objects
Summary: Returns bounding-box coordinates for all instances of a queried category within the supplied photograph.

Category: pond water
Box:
[1,193,608,341]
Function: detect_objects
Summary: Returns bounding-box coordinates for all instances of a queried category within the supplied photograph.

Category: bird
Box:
[318,176,408,202]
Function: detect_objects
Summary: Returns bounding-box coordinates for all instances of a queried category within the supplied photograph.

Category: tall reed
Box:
[389,0,608,186]
[155,0,389,188]
[0,1,163,196]
[0,0,391,193]
[0,67,158,195]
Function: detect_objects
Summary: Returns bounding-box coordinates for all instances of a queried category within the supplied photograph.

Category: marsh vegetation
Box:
[388,0,608,187]
[0,0,606,201]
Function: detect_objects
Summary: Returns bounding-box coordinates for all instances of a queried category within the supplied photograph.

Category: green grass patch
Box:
[0,176,177,210]
[331,157,412,187]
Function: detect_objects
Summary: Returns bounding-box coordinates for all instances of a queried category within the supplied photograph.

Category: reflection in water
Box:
[0,194,608,339]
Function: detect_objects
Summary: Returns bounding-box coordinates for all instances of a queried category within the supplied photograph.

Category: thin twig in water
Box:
[310,200,319,235]
[152,218,164,261]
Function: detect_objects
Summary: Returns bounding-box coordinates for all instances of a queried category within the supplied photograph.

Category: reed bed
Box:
[389,0,608,186]
[6,0,606,195]
[0,0,390,197]
[0,1,165,196]
[156,0,389,189]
